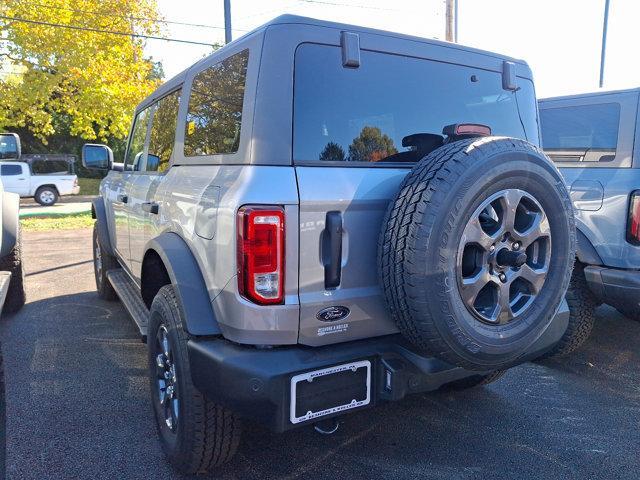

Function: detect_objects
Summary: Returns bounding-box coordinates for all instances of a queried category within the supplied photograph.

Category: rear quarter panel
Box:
[156,165,301,345]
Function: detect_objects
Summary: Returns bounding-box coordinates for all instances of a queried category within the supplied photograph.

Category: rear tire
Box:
[379,137,576,371]
[444,370,506,390]
[0,229,26,314]
[92,223,117,301]
[34,186,58,206]
[148,285,241,475]
[538,262,596,359]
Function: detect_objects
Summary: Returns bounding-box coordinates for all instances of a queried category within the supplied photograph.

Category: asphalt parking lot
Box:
[1,228,639,480]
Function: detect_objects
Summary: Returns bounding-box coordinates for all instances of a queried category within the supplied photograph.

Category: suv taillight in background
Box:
[628,191,640,245]
[237,206,285,304]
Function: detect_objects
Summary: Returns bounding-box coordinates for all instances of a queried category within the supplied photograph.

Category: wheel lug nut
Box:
[489,245,495,253]
[512,242,521,250]
[499,273,507,283]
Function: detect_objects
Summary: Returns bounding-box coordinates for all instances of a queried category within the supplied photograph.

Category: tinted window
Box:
[1,164,22,176]
[540,103,620,150]
[0,135,19,160]
[294,44,529,164]
[184,49,249,156]
[125,107,151,171]
[147,90,180,172]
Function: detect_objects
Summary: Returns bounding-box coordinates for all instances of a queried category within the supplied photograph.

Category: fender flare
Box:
[91,197,114,256]
[576,229,603,266]
[145,233,221,336]
[0,191,19,258]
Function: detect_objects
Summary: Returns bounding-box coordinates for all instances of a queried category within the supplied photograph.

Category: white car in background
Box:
[0,161,79,206]
[0,133,79,206]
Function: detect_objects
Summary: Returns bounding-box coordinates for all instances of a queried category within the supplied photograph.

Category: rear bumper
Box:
[188,300,568,433]
[584,265,640,309]
[71,186,80,195]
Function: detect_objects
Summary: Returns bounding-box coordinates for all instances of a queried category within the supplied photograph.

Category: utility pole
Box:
[599,0,610,88]
[224,0,232,44]
[445,0,457,43]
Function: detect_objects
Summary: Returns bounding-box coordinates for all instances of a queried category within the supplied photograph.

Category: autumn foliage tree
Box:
[0,0,164,144]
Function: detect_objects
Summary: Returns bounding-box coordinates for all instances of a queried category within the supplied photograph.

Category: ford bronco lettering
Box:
[83,16,575,475]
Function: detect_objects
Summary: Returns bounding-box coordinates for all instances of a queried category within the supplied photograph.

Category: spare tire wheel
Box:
[378,137,576,371]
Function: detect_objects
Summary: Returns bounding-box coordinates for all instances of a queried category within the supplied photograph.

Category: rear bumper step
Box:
[584,265,640,309]
[106,269,149,341]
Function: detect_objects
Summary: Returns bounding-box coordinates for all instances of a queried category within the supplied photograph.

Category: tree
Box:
[0,0,165,143]
[348,126,397,162]
[319,141,345,162]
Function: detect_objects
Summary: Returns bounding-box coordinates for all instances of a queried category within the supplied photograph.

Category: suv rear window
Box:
[293,43,532,164]
[540,103,620,162]
[184,49,249,157]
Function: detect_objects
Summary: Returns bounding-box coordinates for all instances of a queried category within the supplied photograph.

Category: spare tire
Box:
[378,137,576,371]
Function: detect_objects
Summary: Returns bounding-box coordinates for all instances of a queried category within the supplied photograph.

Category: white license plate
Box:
[289,360,371,424]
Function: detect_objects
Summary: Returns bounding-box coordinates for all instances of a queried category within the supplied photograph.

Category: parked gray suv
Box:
[539,88,640,357]
[82,16,575,475]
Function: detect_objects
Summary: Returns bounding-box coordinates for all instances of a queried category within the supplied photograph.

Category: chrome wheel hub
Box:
[457,189,551,325]
[40,191,55,204]
[155,326,179,431]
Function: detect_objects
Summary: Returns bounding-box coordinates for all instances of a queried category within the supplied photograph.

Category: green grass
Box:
[76,177,102,196]
[21,212,94,231]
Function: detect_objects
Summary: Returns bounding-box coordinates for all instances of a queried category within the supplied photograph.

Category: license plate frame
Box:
[289,360,371,424]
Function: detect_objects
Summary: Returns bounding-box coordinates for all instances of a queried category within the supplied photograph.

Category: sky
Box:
[145,0,639,98]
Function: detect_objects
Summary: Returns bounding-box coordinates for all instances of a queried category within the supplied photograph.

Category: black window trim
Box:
[143,86,183,175]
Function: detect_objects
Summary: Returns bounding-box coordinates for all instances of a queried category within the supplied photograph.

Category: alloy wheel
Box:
[457,189,551,325]
[155,326,179,432]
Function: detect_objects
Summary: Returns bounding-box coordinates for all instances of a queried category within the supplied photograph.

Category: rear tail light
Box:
[237,206,285,304]
[627,191,640,245]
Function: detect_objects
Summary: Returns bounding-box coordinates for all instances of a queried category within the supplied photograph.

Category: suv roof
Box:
[142,14,530,109]
[540,87,640,102]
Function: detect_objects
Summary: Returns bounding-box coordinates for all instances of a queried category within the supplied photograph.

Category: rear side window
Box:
[184,49,249,156]
[1,164,22,176]
[294,44,529,164]
[147,90,180,172]
[540,103,620,162]
[125,107,152,171]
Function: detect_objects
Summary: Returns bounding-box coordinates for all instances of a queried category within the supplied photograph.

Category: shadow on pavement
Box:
[2,290,639,479]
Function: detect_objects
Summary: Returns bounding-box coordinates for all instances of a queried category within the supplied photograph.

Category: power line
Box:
[0,15,217,46]
[19,1,247,32]
[298,0,397,11]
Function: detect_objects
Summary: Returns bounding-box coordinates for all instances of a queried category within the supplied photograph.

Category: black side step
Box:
[107,269,149,342]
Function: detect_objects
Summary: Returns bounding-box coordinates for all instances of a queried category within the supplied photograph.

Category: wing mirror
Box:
[82,143,113,170]
[0,133,21,160]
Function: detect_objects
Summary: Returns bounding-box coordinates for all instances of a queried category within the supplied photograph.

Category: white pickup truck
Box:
[0,161,79,206]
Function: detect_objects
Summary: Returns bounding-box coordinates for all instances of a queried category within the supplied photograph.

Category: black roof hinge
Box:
[502,61,519,91]
[341,31,360,68]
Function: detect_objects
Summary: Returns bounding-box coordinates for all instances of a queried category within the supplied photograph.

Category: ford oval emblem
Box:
[316,306,350,322]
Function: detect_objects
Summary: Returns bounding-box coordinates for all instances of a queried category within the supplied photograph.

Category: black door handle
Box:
[322,211,343,289]
[117,194,128,203]
[142,202,159,214]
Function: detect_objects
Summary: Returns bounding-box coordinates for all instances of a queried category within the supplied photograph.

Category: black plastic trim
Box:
[91,197,114,256]
[145,233,221,336]
[576,229,603,266]
[584,265,640,306]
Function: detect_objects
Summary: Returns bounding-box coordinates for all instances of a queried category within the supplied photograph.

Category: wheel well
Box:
[35,184,59,194]
[141,249,171,308]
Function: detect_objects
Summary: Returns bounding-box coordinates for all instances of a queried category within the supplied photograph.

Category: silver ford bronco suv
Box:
[83,16,575,475]
[539,88,640,357]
